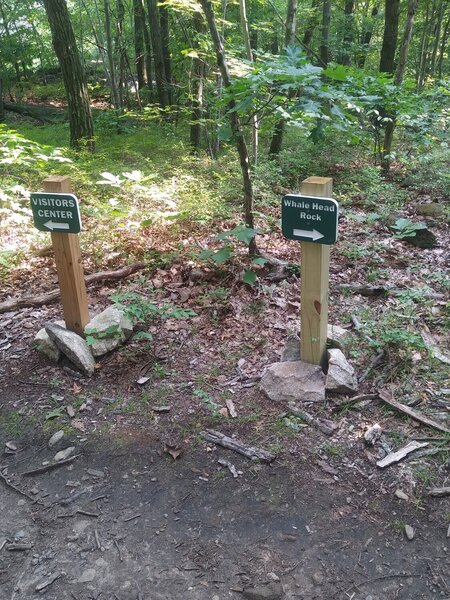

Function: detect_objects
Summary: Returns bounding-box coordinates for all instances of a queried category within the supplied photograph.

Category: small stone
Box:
[281,334,301,362]
[312,572,324,585]
[77,568,96,583]
[243,581,283,600]
[395,489,409,501]
[327,324,352,353]
[17,499,26,507]
[404,524,415,540]
[84,306,134,357]
[34,320,65,362]
[45,323,96,376]
[326,349,358,393]
[48,430,64,448]
[364,424,382,446]
[66,405,76,418]
[446,524,450,539]
[261,360,325,403]
[86,468,105,478]
[54,446,75,462]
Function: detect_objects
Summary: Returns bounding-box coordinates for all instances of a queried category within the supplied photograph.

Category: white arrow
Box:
[44,220,70,231]
[293,228,324,241]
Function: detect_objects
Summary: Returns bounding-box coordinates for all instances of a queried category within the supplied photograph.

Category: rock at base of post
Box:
[260,361,326,403]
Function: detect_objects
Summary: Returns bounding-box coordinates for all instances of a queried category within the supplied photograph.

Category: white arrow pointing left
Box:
[293,228,324,241]
[44,220,70,231]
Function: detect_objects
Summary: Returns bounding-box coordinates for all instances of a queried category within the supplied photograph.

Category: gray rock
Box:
[54,446,75,462]
[327,324,352,353]
[48,430,64,448]
[243,582,283,600]
[34,320,66,362]
[45,323,96,376]
[281,334,300,362]
[326,349,358,393]
[261,361,325,403]
[404,524,415,540]
[84,306,133,357]
[414,203,445,218]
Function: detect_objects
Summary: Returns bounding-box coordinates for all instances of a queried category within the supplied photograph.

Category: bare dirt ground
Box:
[1,181,449,599]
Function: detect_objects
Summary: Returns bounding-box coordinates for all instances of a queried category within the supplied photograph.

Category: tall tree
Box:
[200,0,257,255]
[339,0,355,65]
[320,0,331,66]
[104,0,121,108]
[134,0,147,89]
[379,0,400,72]
[239,0,258,163]
[357,3,379,67]
[268,0,298,156]
[147,0,169,107]
[42,0,94,151]
[190,11,206,152]
[382,0,419,171]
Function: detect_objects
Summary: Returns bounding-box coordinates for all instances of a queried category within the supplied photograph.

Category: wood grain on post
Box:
[43,176,89,335]
[299,176,333,367]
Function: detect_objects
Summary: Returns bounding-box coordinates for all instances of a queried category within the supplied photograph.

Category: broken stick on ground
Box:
[379,389,450,434]
[376,441,428,468]
[200,429,276,463]
[288,404,338,436]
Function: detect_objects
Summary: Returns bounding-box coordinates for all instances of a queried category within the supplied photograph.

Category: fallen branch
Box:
[379,389,450,434]
[376,441,428,468]
[200,429,276,463]
[288,404,338,436]
[3,101,59,123]
[337,284,444,300]
[0,263,145,313]
[0,471,37,502]
[22,455,80,477]
[428,487,450,497]
[421,331,450,366]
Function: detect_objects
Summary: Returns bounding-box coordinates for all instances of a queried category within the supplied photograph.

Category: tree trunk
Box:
[239,0,258,164]
[302,0,319,58]
[160,5,172,105]
[200,0,257,255]
[382,0,419,172]
[146,0,169,107]
[379,0,400,73]
[42,0,94,151]
[190,12,205,152]
[142,5,154,93]
[430,0,444,75]
[358,3,379,67]
[268,0,298,157]
[417,0,437,87]
[104,0,121,108]
[0,78,4,123]
[116,0,127,108]
[134,0,147,89]
[320,0,332,66]
[437,15,450,79]
[340,0,355,65]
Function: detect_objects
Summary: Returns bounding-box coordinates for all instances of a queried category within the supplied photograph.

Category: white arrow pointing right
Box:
[44,220,70,231]
[293,228,324,241]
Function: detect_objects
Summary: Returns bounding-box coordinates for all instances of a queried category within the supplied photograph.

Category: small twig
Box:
[114,539,123,562]
[379,389,450,434]
[76,509,100,518]
[94,529,101,550]
[124,513,141,522]
[288,404,338,436]
[428,487,450,497]
[0,471,36,502]
[22,455,80,476]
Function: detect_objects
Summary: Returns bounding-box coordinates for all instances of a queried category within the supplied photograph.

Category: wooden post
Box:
[43,176,89,335]
[299,176,333,367]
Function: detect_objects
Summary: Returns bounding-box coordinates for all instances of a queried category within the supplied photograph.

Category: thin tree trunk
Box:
[134,0,147,89]
[268,0,298,156]
[147,0,169,107]
[320,0,332,66]
[104,0,121,108]
[160,5,172,105]
[239,0,258,164]
[382,0,419,172]
[302,0,319,57]
[42,0,94,151]
[200,0,257,255]
[340,0,355,65]
[142,5,154,93]
[358,3,379,67]
[437,15,450,79]
[430,0,444,75]
[379,0,400,73]
[116,0,126,108]
[0,78,4,123]
[190,12,205,152]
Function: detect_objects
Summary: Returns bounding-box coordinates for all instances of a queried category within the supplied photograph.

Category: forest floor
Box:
[1,111,449,599]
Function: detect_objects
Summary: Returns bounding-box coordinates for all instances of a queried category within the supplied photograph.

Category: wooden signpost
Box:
[31,176,89,336]
[282,176,337,367]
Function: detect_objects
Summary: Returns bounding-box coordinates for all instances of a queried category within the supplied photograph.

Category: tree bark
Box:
[0,78,4,123]
[379,0,400,72]
[200,0,257,255]
[382,0,419,172]
[160,5,172,105]
[437,15,450,79]
[358,3,379,67]
[340,0,355,65]
[134,0,147,89]
[146,0,169,107]
[239,0,258,164]
[42,0,94,151]
[268,0,298,156]
[190,12,205,152]
[103,0,121,108]
[320,0,332,66]
[302,0,320,57]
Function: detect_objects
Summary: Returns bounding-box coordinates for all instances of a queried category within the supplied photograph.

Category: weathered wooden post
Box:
[31,176,89,335]
[282,176,338,367]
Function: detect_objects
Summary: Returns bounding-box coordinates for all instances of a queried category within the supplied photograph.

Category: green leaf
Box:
[252,257,267,266]
[242,270,257,285]
[211,246,234,263]
[45,408,63,420]
[132,331,153,341]
[199,249,214,260]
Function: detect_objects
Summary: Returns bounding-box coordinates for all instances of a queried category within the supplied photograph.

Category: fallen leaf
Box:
[71,419,86,432]
[164,444,183,460]
[72,383,82,395]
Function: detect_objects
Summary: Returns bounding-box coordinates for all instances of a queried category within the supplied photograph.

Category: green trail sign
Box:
[30,192,81,234]
[282,194,339,245]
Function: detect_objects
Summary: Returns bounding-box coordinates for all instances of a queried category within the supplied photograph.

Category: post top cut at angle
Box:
[30,192,82,234]
[282,194,339,245]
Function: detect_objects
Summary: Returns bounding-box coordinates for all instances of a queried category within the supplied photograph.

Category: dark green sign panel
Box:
[30,192,81,234]
[282,194,339,245]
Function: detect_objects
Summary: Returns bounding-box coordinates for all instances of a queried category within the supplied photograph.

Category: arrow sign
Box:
[281,194,339,245]
[44,220,70,231]
[293,228,324,241]
[30,192,81,234]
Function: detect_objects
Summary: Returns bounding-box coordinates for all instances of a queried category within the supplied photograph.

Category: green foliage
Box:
[110,291,196,323]
[391,218,427,240]
[193,389,221,417]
